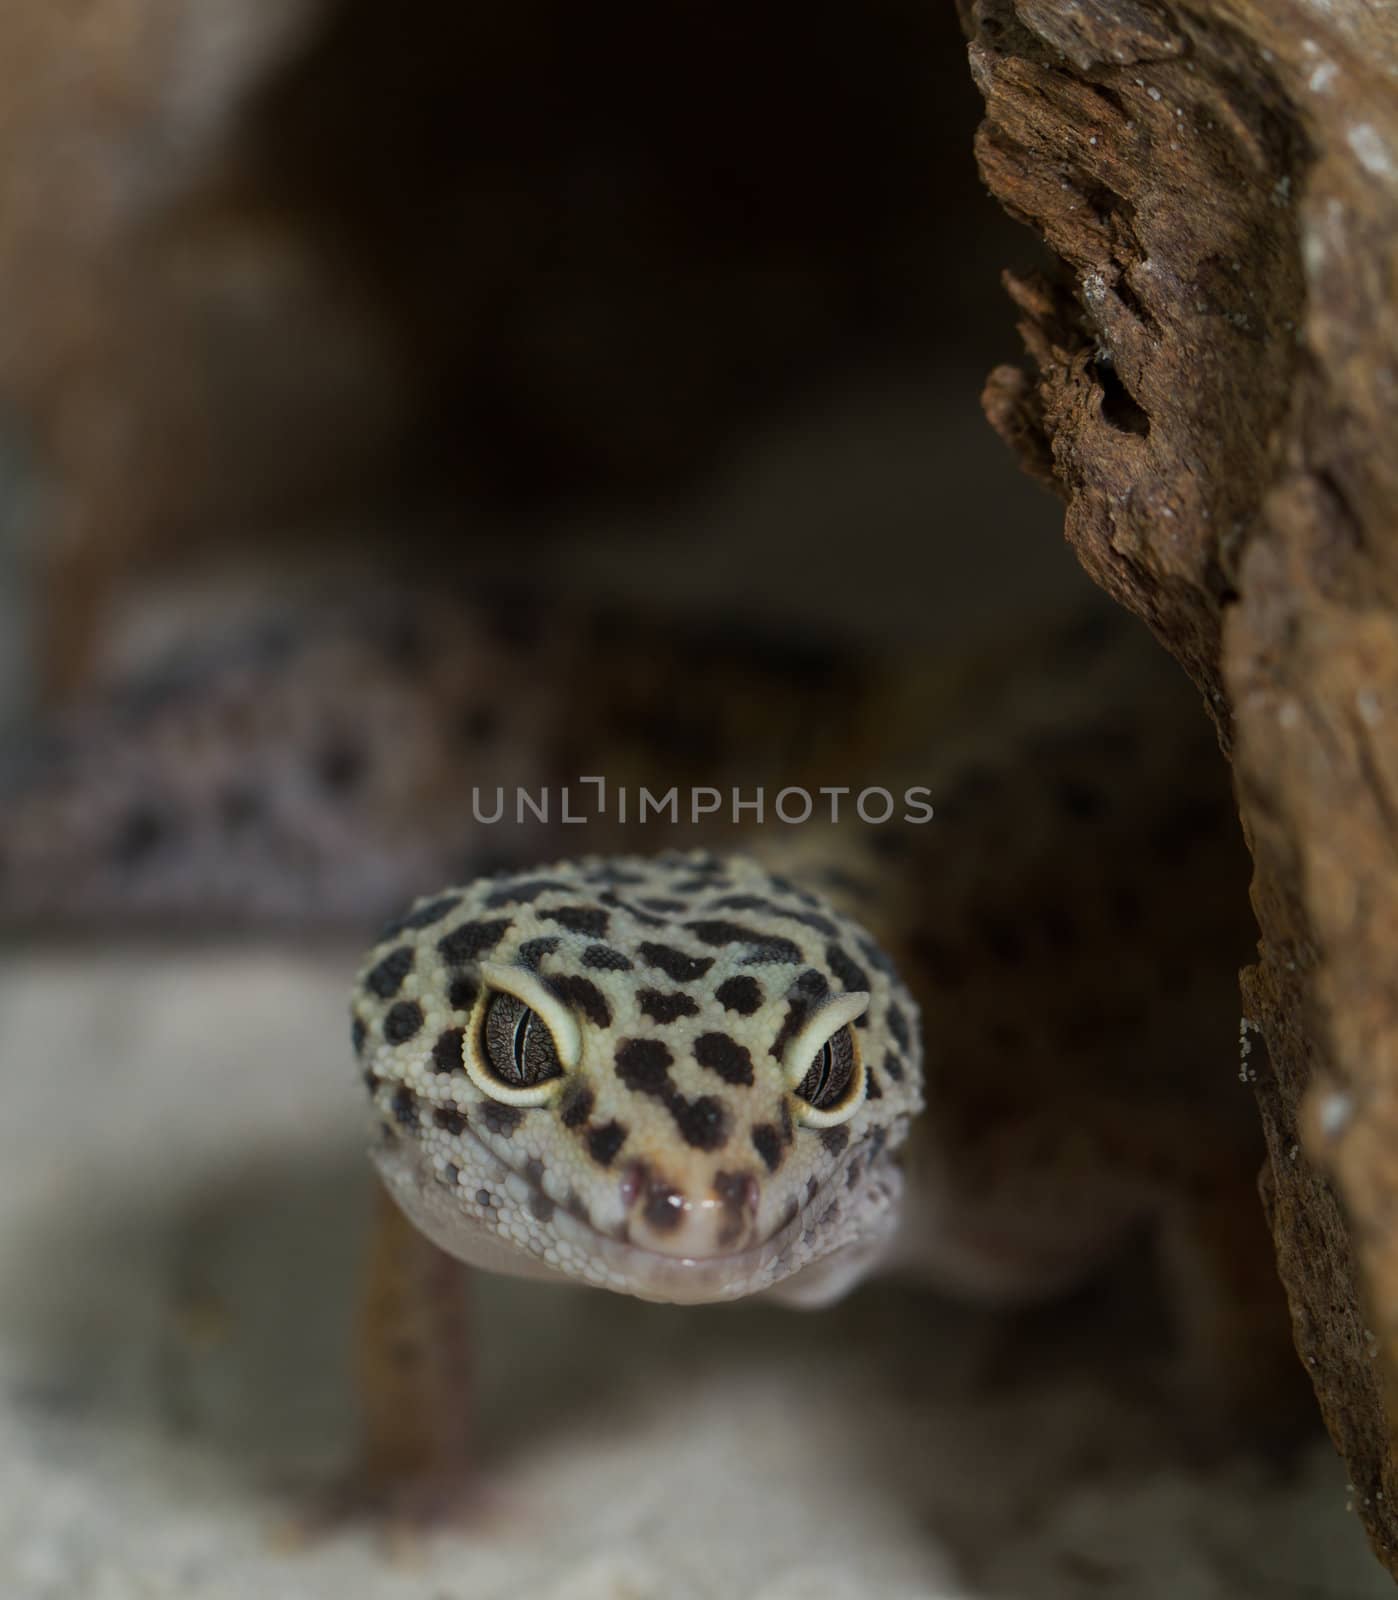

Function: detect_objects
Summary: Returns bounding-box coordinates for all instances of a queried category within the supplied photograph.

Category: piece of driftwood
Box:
[965,0,1398,1573]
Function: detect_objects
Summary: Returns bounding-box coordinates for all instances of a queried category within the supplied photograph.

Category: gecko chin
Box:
[370,1123,906,1306]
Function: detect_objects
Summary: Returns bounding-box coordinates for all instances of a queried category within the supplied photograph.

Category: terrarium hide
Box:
[966,0,1398,1573]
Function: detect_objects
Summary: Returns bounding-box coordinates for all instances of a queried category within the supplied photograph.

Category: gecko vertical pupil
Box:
[481,991,562,1089]
[794,1027,858,1112]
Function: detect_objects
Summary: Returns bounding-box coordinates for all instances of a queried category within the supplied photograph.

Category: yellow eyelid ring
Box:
[784,990,870,1129]
[463,961,581,1105]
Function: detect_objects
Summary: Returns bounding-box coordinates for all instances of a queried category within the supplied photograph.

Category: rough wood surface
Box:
[966,0,1398,1573]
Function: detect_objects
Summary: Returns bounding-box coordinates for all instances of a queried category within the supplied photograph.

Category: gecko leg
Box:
[333,1181,477,1526]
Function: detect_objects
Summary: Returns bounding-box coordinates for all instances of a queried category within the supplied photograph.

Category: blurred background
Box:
[0,4,1385,1597]
[1,0,1082,718]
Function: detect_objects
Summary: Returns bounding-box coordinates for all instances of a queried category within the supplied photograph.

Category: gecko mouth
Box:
[370,1122,897,1305]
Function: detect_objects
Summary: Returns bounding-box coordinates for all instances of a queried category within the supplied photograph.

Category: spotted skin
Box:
[353,851,921,1304]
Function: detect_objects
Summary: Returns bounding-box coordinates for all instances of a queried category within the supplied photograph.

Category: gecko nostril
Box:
[641,1179,686,1235]
[620,1160,688,1235]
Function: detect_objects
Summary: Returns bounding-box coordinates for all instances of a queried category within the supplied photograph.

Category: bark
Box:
[966,0,1398,1573]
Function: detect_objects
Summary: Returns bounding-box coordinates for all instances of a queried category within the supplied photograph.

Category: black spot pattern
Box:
[639,897,687,913]
[484,879,574,908]
[586,865,647,886]
[858,936,894,976]
[384,1001,424,1044]
[826,944,870,995]
[447,976,478,1012]
[751,1124,784,1172]
[614,1037,730,1150]
[820,1126,850,1157]
[615,1038,673,1095]
[432,1027,465,1073]
[793,968,830,1001]
[544,904,611,937]
[883,1049,905,1082]
[434,1106,468,1134]
[710,895,837,937]
[638,942,714,983]
[865,1068,883,1100]
[715,976,763,1015]
[559,1081,595,1128]
[744,937,804,965]
[886,1004,910,1053]
[603,896,667,928]
[351,1016,366,1055]
[684,920,802,965]
[391,1086,419,1128]
[483,1103,525,1137]
[399,895,462,932]
[669,1096,728,1150]
[582,944,633,972]
[639,989,701,1025]
[438,919,512,964]
[694,1032,754,1085]
[708,894,779,916]
[549,974,611,1028]
[587,1121,628,1166]
[365,946,414,999]
[517,936,561,969]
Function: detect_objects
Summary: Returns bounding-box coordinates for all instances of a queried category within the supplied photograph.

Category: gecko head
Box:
[351,850,924,1305]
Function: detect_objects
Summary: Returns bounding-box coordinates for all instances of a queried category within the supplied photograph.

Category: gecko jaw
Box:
[370,1121,906,1305]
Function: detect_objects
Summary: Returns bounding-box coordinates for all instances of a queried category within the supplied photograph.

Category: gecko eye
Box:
[463,990,567,1105]
[792,1025,864,1125]
[782,989,868,1129]
[479,992,562,1089]
[466,962,580,1104]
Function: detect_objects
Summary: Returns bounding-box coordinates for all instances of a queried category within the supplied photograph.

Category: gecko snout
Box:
[621,1161,762,1259]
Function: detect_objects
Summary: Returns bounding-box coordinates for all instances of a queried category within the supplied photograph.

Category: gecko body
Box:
[0,583,1305,1483]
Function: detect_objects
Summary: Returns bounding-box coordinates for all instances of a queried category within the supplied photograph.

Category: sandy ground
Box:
[0,946,1388,1600]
